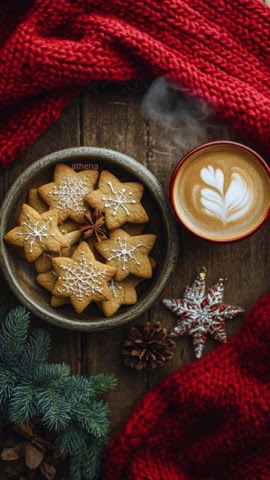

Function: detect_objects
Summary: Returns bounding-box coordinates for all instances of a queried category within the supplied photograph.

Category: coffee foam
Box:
[173,145,270,241]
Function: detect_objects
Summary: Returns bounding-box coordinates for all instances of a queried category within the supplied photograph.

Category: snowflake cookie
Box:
[85,171,149,230]
[52,242,116,313]
[4,204,69,262]
[95,229,156,281]
[98,276,143,317]
[38,163,98,224]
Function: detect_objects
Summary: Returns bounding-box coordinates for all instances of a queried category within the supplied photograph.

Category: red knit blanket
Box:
[0,0,269,168]
[103,294,270,480]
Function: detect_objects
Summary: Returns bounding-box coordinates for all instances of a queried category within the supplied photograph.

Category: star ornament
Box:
[163,268,244,359]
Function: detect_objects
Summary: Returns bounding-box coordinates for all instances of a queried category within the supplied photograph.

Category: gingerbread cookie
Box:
[28,188,48,214]
[4,204,69,262]
[52,242,116,313]
[95,229,156,281]
[58,219,80,234]
[36,269,69,307]
[35,230,81,273]
[38,163,98,224]
[121,222,146,236]
[85,171,149,230]
[99,276,142,317]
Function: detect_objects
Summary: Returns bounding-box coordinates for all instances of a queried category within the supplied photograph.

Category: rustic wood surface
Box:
[0,83,269,445]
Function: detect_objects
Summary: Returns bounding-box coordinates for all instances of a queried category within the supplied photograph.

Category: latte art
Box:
[172,143,270,242]
[195,165,253,224]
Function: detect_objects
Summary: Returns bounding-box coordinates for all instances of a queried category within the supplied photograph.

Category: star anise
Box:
[79,209,107,241]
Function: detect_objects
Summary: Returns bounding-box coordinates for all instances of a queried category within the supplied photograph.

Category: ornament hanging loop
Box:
[219,277,228,283]
[197,266,206,280]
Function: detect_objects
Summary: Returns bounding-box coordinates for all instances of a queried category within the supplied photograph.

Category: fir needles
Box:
[0,306,116,480]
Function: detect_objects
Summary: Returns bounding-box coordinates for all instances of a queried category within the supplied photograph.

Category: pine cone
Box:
[123,322,176,370]
[0,420,66,479]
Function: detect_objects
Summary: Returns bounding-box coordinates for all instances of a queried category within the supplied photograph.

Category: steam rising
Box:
[141,78,222,151]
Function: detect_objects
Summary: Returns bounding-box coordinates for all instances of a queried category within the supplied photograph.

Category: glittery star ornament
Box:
[163,267,244,359]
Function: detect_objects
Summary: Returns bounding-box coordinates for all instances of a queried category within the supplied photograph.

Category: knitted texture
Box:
[0,0,270,168]
[103,294,270,480]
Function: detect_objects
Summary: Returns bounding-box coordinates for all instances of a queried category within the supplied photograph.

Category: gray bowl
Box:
[0,147,179,331]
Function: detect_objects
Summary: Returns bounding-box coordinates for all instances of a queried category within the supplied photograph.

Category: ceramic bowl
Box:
[0,147,179,331]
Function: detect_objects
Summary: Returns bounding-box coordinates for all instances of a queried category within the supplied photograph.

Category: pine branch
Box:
[59,374,116,404]
[58,423,89,455]
[69,449,84,480]
[32,363,71,385]
[81,443,102,480]
[59,376,96,403]
[36,387,71,430]
[73,401,110,438]
[9,384,36,424]
[0,307,30,368]
[86,374,117,396]
[0,307,117,479]
[0,369,16,404]
[15,329,50,380]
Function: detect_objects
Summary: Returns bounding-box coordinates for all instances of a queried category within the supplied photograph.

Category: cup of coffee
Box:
[169,141,270,242]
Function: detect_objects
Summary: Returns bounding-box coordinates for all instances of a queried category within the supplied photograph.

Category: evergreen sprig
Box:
[0,307,117,480]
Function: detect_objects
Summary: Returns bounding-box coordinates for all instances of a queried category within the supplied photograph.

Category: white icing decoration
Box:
[52,177,89,213]
[18,215,55,252]
[108,278,122,298]
[198,165,253,224]
[105,237,143,271]
[56,252,107,300]
[102,181,136,216]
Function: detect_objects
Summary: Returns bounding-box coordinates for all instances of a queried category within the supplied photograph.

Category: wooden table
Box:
[0,83,269,443]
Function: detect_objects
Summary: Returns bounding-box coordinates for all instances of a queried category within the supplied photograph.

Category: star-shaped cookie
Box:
[28,188,48,214]
[95,229,156,281]
[85,171,149,229]
[36,269,69,307]
[52,242,116,313]
[35,230,81,273]
[38,163,98,223]
[99,276,142,316]
[4,204,69,262]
